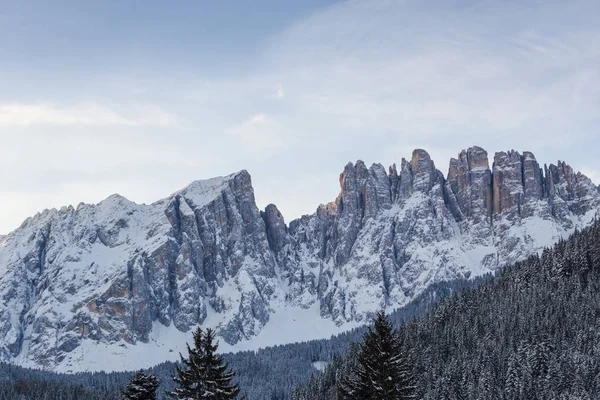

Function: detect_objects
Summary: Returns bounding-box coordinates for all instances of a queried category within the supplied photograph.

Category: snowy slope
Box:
[0,147,598,372]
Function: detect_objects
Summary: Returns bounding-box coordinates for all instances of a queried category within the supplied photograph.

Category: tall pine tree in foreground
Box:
[340,311,415,400]
[122,370,160,400]
[169,327,241,400]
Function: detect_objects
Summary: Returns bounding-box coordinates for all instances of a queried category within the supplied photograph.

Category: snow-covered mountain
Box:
[0,146,598,372]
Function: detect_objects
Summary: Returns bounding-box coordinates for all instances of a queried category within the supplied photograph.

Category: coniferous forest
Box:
[2,0,599,398]
[294,218,600,399]
[2,219,600,399]
[0,278,466,399]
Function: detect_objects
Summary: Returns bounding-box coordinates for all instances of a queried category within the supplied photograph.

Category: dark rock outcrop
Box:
[0,147,598,370]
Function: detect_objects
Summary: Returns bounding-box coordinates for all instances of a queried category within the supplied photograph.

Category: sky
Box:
[0,0,599,234]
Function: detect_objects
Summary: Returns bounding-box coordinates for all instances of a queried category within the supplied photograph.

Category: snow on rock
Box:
[0,148,599,372]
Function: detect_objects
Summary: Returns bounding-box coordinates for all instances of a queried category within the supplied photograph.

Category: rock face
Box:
[0,147,598,371]
[0,172,280,368]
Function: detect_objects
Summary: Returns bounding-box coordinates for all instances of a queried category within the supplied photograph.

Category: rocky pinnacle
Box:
[0,147,598,370]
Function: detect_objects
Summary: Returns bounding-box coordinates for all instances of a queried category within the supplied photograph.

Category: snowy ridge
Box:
[0,148,599,372]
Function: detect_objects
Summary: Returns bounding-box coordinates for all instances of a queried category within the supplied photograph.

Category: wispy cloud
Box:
[274,86,285,99]
[226,113,286,151]
[0,103,180,127]
[1,0,600,233]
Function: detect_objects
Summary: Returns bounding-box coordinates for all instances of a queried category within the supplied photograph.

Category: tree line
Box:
[122,311,416,400]
[0,277,471,399]
[11,215,597,399]
[294,217,600,399]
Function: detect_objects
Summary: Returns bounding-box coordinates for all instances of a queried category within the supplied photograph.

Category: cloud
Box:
[230,0,600,219]
[274,86,284,99]
[258,0,600,146]
[0,102,180,127]
[2,0,600,232]
[226,113,287,151]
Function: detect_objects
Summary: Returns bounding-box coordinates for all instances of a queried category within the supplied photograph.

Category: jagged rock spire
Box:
[0,147,598,371]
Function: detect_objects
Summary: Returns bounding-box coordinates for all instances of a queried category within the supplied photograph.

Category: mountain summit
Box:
[0,147,598,371]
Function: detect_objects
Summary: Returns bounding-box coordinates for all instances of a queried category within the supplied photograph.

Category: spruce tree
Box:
[122,370,160,400]
[339,311,415,400]
[169,327,241,400]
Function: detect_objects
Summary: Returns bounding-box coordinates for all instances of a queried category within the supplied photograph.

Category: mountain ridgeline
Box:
[0,146,598,370]
[0,278,476,399]
[294,217,600,400]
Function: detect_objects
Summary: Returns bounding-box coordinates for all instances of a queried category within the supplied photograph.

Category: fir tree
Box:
[122,370,160,400]
[169,327,241,400]
[339,311,415,400]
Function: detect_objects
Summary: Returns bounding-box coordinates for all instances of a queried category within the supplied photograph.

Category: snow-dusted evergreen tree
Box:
[122,370,160,400]
[339,311,415,400]
[297,218,600,400]
[169,327,241,400]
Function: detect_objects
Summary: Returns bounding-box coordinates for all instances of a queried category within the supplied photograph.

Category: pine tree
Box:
[169,327,241,400]
[339,311,415,400]
[505,354,522,400]
[122,370,160,400]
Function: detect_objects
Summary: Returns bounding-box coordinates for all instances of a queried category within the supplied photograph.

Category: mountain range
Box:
[0,146,598,371]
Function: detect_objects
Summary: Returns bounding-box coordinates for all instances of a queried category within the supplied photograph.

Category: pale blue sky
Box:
[0,0,599,233]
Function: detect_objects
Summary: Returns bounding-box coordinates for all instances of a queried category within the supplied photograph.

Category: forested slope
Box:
[295,218,600,399]
[0,278,475,399]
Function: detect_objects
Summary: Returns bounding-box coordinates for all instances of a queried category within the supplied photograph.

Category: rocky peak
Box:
[485,150,595,224]
[100,193,132,207]
[390,149,442,200]
[546,161,574,200]
[0,147,598,372]
[262,204,288,254]
[397,158,413,199]
[335,161,393,222]
[409,149,437,193]
[388,163,400,202]
[331,160,394,266]
[492,150,524,218]
[445,146,493,223]
[545,160,599,221]
[520,151,544,217]
[337,161,367,218]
